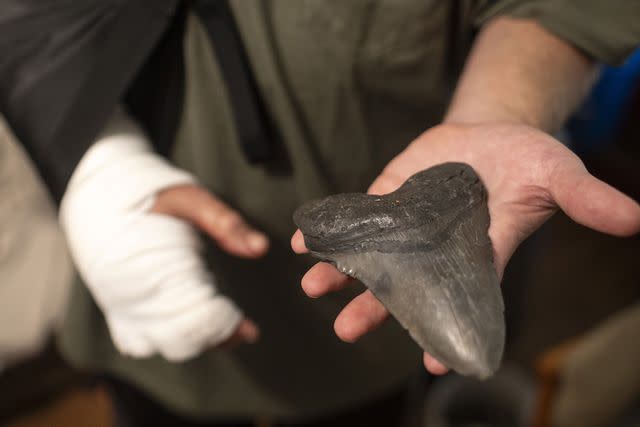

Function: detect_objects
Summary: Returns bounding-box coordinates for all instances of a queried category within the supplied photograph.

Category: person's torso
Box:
[61,1,480,419]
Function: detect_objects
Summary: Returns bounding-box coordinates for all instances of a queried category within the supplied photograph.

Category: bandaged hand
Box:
[60,107,267,361]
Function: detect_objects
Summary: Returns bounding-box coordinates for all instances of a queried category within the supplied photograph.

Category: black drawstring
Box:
[194,0,274,163]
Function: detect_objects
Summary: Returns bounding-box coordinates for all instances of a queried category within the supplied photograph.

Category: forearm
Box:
[445,16,597,133]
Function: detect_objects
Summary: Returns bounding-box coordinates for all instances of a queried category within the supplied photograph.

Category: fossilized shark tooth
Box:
[293,162,504,379]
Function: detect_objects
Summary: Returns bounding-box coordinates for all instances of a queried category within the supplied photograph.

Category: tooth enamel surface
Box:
[294,162,505,379]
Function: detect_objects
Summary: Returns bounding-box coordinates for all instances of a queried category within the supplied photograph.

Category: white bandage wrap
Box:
[60,107,243,361]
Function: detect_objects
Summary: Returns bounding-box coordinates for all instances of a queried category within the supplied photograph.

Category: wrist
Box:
[60,107,195,218]
[443,100,543,130]
[443,17,597,134]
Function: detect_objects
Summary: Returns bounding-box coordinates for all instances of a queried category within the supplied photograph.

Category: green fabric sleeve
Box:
[475,0,640,66]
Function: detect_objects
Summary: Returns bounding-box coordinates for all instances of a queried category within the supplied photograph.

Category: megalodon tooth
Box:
[293,162,504,379]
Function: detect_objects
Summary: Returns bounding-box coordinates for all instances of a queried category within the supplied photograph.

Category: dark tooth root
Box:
[294,162,505,379]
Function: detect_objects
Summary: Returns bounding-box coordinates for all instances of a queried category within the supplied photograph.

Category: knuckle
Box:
[217,211,242,232]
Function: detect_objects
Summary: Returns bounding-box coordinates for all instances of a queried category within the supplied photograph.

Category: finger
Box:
[291,229,308,253]
[301,262,353,298]
[233,318,259,343]
[550,163,640,237]
[218,318,260,350]
[486,213,525,281]
[334,290,389,342]
[367,172,404,196]
[423,353,449,376]
[152,185,269,258]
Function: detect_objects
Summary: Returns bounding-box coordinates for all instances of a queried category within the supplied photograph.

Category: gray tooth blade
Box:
[293,162,505,379]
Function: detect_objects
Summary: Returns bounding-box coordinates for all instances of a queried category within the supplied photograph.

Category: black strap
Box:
[126,1,188,159]
[194,0,273,163]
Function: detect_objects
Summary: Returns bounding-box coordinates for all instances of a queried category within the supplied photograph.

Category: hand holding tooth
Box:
[292,122,640,377]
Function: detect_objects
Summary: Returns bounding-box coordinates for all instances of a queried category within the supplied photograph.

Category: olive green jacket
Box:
[59,0,640,421]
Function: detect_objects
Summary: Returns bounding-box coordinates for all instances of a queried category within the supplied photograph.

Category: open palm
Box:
[292,122,640,374]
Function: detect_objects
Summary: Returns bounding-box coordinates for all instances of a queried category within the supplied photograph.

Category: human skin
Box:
[150,17,640,364]
[290,16,640,375]
[152,184,267,346]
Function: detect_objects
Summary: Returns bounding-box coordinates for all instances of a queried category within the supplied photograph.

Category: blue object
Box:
[569,49,640,154]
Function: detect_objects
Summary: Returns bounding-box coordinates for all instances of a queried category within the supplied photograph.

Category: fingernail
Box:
[247,233,268,252]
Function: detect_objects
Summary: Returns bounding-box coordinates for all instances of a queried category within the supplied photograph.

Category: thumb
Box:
[550,161,640,237]
[366,171,405,196]
[151,184,269,258]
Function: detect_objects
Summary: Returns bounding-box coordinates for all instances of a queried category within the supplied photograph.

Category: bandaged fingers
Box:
[152,184,269,258]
